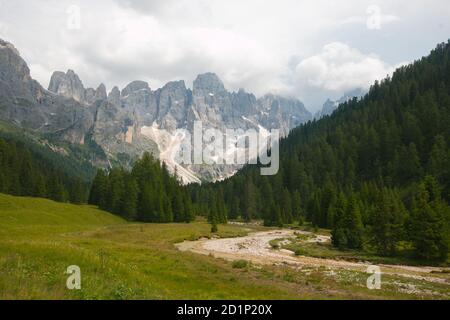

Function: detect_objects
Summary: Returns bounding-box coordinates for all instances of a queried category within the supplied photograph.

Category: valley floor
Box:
[177,230,450,294]
[0,194,449,300]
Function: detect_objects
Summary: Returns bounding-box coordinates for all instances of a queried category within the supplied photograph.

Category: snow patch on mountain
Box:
[141,123,201,185]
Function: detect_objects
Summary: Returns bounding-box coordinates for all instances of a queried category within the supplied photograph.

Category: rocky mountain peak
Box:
[108,86,121,107]
[121,80,150,97]
[162,80,186,91]
[0,39,21,57]
[95,83,107,101]
[193,72,226,95]
[0,38,38,100]
[0,39,30,81]
[48,69,86,103]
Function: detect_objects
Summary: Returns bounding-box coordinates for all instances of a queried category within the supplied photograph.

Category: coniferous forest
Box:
[89,152,195,223]
[0,136,88,204]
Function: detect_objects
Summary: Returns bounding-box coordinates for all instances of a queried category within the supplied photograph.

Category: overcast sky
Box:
[0,0,449,111]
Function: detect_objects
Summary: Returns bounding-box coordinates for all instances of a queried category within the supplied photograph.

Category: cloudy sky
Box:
[0,0,449,111]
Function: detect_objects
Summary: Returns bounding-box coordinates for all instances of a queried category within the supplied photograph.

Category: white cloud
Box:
[294,42,397,92]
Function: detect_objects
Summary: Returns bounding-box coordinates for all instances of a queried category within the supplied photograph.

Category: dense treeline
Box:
[192,41,450,261]
[89,152,194,223]
[0,137,87,203]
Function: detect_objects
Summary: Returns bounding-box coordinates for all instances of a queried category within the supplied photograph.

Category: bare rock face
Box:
[48,70,86,103]
[155,80,190,131]
[257,94,311,137]
[0,38,313,182]
[193,72,226,95]
[95,83,107,101]
[108,86,121,107]
[231,89,258,116]
[85,88,96,104]
[0,39,41,101]
[0,39,96,153]
[121,80,150,97]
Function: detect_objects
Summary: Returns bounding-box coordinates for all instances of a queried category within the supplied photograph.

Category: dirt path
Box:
[176,230,450,285]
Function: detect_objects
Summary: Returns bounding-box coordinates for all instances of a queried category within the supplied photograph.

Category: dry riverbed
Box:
[176,229,450,292]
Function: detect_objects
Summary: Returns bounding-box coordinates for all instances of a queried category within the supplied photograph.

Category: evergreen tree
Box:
[70,178,86,204]
[89,169,108,207]
[172,191,185,222]
[369,188,407,255]
[281,189,293,224]
[243,179,257,222]
[291,191,303,221]
[409,177,449,261]
[331,193,348,249]
[345,194,364,249]
[122,177,138,220]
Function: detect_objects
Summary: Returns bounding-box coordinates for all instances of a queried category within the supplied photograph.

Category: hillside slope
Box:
[0,193,125,238]
[0,123,98,204]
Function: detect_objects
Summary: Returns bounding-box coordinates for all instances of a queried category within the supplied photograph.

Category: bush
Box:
[269,240,280,249]
[294,248,307,256]
[232,260,249,269]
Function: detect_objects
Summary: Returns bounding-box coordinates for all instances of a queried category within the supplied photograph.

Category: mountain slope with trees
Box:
[0,126,95,204]
[194,41,450,261]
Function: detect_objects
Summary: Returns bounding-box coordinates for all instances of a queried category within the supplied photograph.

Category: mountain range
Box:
[314,88,365,120]
[0,38,312,183]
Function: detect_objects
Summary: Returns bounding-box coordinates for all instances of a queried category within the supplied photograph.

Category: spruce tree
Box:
[409,177,449,261]
[122,177,138,220]
[331,193,348,249]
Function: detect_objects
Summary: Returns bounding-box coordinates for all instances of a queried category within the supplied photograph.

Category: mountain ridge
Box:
[0,38,312,182]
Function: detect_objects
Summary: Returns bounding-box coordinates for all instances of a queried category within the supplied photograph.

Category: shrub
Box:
[294,248,307,256]
[232,260,249,269]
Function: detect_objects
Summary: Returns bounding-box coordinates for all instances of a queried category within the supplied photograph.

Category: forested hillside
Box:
[192,41,450,261]
[0,135,90,204]
[89,152,194,222]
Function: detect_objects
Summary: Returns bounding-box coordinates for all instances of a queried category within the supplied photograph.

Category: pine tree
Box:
[310,194,321,228]
[89,169,108,206]
[138,182,155,222]
[291,191,303,222]
[106,168,125,213]
[243,179,257,222]
[427,135,449,188]
[122,177,138,220]
[394,143,422,184]
[281,189,293,224]
[183,193,194,223]
[345,194,364,249]
[229,196,241,220]
[70,178,86,204]
[369,188,407,255]
[409,176,449,261]
[172,191,185,222]
[331,193,348,249]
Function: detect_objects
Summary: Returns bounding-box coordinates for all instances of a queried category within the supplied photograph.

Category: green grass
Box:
[0,194,125,239]
[1,193,448,300]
